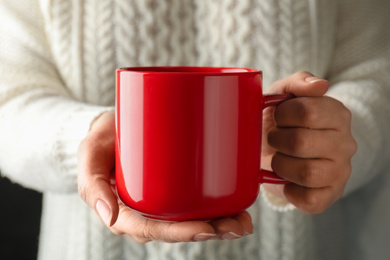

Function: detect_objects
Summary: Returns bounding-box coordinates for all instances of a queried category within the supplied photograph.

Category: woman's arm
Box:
[0,0,109,193]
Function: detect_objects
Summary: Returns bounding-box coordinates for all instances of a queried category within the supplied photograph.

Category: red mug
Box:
[115,67,291,221]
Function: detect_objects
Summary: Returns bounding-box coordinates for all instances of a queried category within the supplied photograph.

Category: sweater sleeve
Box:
[0,1,112,193]
[326,0,390,196]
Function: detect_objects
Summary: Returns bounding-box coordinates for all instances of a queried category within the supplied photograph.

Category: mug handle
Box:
[259,93,293,184]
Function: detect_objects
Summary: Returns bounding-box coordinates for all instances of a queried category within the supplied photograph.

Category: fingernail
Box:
[244,231,253,236]
[222,232,242,240]
[96,200,112,227]
[305,76,327,83]
[193,233,217,241]
[244,227,254,235]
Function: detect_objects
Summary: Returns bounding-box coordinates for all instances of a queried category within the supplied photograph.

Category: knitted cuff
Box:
[53,105,114,192]
[260,185,296,212]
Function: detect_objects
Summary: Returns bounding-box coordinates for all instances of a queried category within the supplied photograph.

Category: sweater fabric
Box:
[0,0,390,259]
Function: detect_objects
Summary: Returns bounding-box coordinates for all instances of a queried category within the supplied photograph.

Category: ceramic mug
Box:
[115,67,291,221]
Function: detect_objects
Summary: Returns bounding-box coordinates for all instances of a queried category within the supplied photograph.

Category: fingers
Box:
[268,128,355,159]
[263,72,357,214]
[232,211,253,235]
[274,96,352,130]
[112,208,214,242]
[209,211,254,240]
[78,137,118,227]
[111,205,253,243]
[268,151,352,214]
[77,111,118,227]
[271,153,351,188]
[268,95,356,160]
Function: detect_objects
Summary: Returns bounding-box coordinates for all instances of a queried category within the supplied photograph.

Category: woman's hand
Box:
[77,111,253,243]
[262,71,357,214]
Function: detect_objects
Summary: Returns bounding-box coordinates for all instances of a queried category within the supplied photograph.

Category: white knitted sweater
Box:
[1,0,390,259]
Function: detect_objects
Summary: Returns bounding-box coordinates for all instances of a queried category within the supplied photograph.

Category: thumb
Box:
[77,112,119,227]
[266,71,329,97]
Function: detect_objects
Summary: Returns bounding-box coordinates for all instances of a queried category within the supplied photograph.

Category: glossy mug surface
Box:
[115,67,290,221]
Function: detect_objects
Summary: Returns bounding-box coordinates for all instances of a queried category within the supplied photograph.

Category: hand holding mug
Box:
[262,71,357,213]
[77,110,253,243]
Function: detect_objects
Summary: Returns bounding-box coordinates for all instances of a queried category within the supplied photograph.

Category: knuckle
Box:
[338,135,357,156]
[299,161,323,186]
[296,98,321,125]
[78,173,111,211]
[77,183,89,203]
[77,182,97,210]
[110,227,123,236]
[302,197,320,214]
[300,190,325,214]
[140,223,153,240]
[296,70,312,78]
[78,173,107,204]
[340,105,352,121]
[140,219,164,241]
[349,137,358,155]
[165,224,179,241]
[78,136,93,155]
[133,236,152,244]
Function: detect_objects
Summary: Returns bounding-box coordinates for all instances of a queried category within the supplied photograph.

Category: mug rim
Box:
[117,66,261,75]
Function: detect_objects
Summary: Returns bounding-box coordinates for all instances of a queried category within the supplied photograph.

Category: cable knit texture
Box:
[1,0,390,260]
